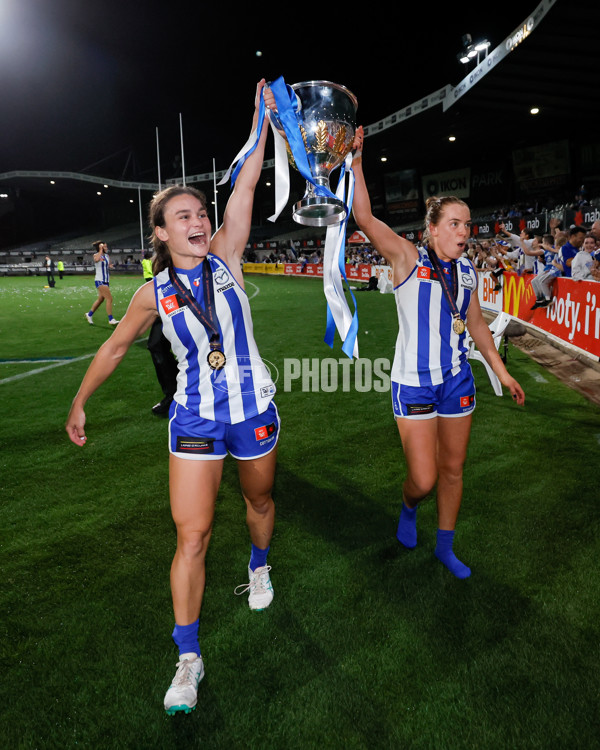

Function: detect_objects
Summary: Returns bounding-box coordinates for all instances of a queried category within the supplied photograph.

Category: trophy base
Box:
[293,197,346,227]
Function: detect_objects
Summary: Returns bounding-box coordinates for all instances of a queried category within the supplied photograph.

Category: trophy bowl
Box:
[270,80,358,227]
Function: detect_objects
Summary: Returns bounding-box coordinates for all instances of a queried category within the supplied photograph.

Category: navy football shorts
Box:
[168,400,280,460]
[392,365,476,420]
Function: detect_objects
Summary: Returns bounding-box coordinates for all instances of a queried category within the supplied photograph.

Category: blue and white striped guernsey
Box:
[391,246,478,387]
[94,254,110,284]
[154,254,276,424]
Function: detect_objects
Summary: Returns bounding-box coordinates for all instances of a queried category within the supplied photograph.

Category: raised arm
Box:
[211,79,270,267]
[65,283,159,446]
[351,127,417,283]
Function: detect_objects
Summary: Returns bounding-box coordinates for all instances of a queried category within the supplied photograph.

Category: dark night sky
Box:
[0,0,533,179]
[0,0,598,248]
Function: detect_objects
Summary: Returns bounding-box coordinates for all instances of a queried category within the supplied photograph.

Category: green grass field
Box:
[1,273,599,749]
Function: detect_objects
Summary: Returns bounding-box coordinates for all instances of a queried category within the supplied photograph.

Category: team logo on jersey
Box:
[417,266,431,280]
[160,294,186,316]
[254,422,276,441]
[460,395,474,408]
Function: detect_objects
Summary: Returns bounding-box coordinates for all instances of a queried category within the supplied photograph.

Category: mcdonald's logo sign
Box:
[502,273,535,320]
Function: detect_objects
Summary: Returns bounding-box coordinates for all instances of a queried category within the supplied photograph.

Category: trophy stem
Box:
[293,180,346,227]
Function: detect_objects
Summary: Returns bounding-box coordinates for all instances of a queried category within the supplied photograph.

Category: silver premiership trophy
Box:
[269,80,358,227]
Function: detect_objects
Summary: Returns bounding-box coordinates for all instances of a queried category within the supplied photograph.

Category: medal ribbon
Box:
[425,247,463,326]
[168,260,223,354]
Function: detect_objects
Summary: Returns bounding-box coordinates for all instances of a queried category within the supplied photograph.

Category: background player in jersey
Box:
[351,126,524,580]
[85,240,119,325]
[141,248,178,417]
[66,80,278,715]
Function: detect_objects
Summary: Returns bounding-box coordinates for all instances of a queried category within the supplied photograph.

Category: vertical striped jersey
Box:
[391,246,478,387]
[94,254,110,284]
[154,254,276,424]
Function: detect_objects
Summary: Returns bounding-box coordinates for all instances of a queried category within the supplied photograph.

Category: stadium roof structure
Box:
[0,0,598,247]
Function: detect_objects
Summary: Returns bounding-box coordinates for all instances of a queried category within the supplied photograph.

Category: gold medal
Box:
[207,349,226,370]
[453,317,466,335]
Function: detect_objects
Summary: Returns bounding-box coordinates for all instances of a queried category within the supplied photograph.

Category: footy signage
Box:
[502,271,600,357]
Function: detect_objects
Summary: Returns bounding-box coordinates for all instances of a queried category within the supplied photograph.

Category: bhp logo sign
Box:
[482,276,498,302]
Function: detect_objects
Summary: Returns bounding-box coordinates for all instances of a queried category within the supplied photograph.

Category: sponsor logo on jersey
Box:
[254,422,276,441]
[406,403,434,415]
[161,294,181,315]
[216,281,235,293]
[176,436,215,454]
[461,273,475,289]
[214,269,230,285]
[193,278,201,287]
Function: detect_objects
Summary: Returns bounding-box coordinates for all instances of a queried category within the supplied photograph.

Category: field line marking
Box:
[527,369,548,383]
[246,280,259,300]
[0,338,147,385]
[0,357,75,363]
[2,279,260,386]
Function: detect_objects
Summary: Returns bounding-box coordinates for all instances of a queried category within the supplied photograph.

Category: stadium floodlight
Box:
[458,34,491,66]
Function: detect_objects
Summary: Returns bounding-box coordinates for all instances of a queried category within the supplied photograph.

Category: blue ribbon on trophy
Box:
[219,77,359,358]
[323,153,359,359]
[267,76,360,359]
[218,89,267,188]
[266,76,346,219]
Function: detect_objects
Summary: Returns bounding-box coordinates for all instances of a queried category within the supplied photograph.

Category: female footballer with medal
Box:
[351,126,524,579]
[66,81,280,715]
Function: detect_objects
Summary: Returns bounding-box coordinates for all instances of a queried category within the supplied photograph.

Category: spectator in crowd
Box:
[572,234,600,281]
[531,233,562,309]
[497,224,544,276]
[556,225,587,278]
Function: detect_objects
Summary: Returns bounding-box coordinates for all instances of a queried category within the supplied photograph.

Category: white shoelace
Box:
[234,565,272,596]
[171,657,200,687]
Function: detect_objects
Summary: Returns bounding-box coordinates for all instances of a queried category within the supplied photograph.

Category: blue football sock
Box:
[396,502,417,549]
[108,314,114,321]
[434,529,471,579]
[88,310,94,317]
[249,544,269,571]
[172,618,200,657]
